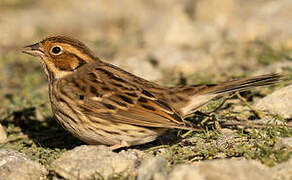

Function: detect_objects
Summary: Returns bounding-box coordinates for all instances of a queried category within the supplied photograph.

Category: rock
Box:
[113,54,163,81]
[169,165,203,180]
[141,3,206,48]
[198,159,271,180]
[274,137,292,150]
[0,124,7,144]
[137,157,167,180]
[50,145,142,180]
[0,149,47,180]
[169,159,272,180]
[255,85,292,119]
[118,149,146,165]
[150,47,214,74]
[272,157,292,180]
[195,0,237,24]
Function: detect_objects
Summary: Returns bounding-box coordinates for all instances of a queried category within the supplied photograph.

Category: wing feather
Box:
[60,64,187,129]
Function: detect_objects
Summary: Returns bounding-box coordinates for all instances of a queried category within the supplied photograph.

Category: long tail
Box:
[204,73,282,95]
[171,73,283,116]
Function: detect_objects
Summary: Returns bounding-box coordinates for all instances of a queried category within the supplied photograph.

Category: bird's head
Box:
[23,36,99,81]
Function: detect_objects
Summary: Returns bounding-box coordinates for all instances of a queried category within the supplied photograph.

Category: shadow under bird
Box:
[22,36,281,150]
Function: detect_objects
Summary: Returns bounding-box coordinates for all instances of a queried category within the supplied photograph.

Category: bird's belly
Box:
[52,102,166,146]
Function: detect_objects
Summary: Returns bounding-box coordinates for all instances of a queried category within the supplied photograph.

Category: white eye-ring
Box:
[50,46,63,55]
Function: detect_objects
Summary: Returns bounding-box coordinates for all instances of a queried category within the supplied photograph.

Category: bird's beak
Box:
[22,43,45,57]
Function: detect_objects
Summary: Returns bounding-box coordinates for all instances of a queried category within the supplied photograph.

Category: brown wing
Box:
[58,63,187,129]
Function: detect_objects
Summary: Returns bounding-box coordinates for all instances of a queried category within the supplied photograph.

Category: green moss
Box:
[0,0,37,9]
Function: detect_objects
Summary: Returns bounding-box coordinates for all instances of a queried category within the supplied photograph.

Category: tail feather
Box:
[178,73,282,117]
[211,73,282,94]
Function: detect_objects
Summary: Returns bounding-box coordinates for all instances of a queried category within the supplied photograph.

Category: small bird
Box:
[22,36,281,150]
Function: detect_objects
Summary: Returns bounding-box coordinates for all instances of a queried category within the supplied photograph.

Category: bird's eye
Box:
[50,46,62,55]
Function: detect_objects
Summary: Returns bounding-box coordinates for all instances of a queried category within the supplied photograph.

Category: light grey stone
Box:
[169,159,272,180]
[274,137,292,150]
[272,157,292,180]
[169,165,204,180]
[150,47,215,74]
[198,159,271,180]
[0,149,47,180]
[113,54,163,81]
[0,124,7,144]
[50,145,142,180]
[137,157,167,180]
[255,85,292,119]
